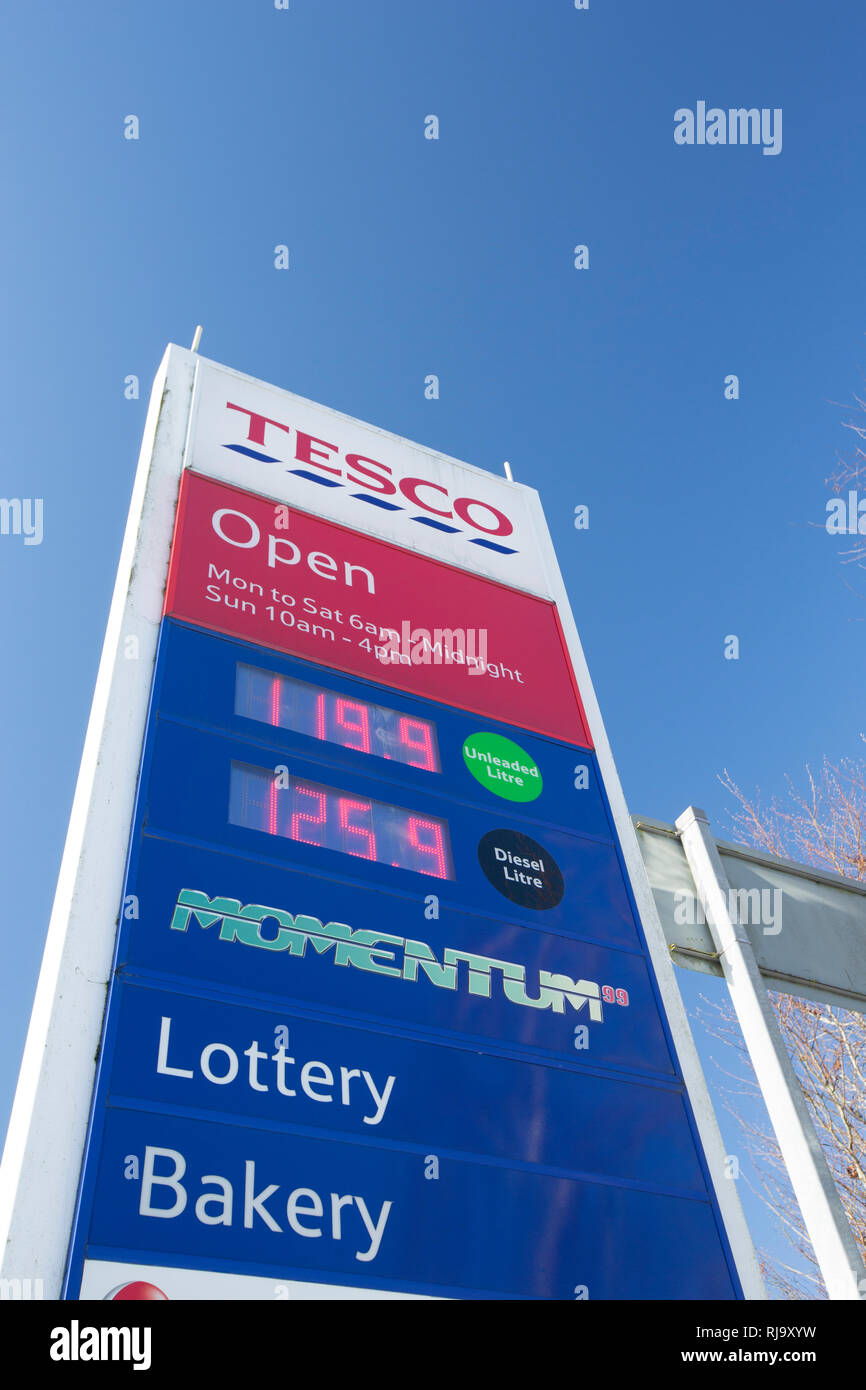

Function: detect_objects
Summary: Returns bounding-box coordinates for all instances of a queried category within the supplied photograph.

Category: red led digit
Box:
[407,816,448,878]
[336,698,371,754]
[339,797,377,860]
[399,717,436,771]
[270,676,281,728]
[315,692,326,741]
[335,698,370,753]
[268,777,279,836]
[290,783,328,847]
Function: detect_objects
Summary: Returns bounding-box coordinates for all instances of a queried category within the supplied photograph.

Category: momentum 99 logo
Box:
[169,886,628,1021]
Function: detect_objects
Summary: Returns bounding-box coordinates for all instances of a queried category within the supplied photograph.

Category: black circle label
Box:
[477,829,564,910]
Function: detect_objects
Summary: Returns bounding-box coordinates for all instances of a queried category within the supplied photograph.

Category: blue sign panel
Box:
[62,619,741,1299]
[109,985,704,1190]
[119,836,674,1075]
[84,1108,735,1300]
[141,721,639,948]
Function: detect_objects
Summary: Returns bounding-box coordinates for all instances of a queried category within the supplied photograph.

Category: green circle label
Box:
[462,731,543,802]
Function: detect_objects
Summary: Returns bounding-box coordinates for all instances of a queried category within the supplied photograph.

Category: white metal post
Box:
[676,805,866,1300]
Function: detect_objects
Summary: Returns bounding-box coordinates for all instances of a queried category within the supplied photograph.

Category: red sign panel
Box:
[164,472,591,745]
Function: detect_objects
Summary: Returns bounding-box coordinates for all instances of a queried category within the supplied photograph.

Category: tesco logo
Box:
[222,401,518,556]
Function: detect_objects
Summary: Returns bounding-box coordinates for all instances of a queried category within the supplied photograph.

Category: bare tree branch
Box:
[702,760,866,1298]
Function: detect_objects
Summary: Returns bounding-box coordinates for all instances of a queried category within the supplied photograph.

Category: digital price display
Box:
[229,760,454,879]
[235,663,441,772]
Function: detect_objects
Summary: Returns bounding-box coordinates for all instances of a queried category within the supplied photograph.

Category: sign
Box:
[0,346,761,1301]
[187,361,545,593]
[477,828,565,908]
[637,815,866,1014]
[462,732,543,802]
[164,471,589,744]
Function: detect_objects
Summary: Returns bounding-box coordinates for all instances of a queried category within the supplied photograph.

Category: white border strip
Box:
[0,346,197,1296]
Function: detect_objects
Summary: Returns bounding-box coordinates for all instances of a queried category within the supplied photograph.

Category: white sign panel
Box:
[187,357,550,596]
[80,1260,439,1301]
[636,815,866,1014]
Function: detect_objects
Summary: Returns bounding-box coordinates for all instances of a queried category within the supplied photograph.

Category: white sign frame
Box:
[0,346,765,1299]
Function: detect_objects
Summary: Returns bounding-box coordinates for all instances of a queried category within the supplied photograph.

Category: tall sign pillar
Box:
[0,345,763,1300]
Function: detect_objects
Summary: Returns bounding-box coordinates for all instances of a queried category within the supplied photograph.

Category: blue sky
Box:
[1,0,864,1294]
